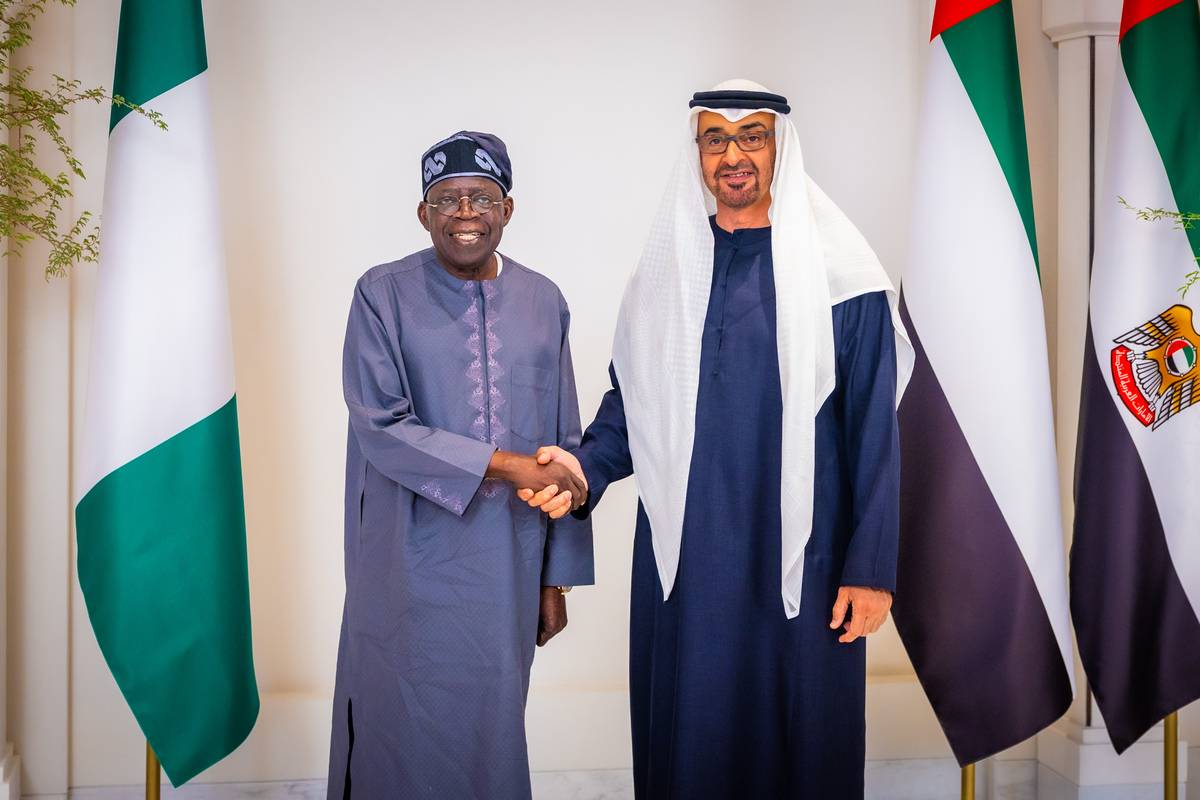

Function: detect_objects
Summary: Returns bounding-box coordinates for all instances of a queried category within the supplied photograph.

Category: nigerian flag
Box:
[893,0,1074,765]
[75,0,258,785]
[1072,0,1200,753]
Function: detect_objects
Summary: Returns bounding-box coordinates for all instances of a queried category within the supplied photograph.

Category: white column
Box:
[7,230,71,800]
[1037,1,1189,796]
[1,254,20,800]
[1043,0,1114,558]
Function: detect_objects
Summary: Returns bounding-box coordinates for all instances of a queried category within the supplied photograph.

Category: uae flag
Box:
[1072,0,1200,753]
[894,0,1074,764]
[75,0,258,785]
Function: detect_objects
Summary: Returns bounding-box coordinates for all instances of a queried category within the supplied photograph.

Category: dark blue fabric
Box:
[575,221,899,799]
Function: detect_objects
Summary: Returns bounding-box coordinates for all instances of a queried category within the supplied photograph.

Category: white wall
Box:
[5,0,1194,793]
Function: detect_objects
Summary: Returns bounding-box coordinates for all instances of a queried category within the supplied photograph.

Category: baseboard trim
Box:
[1,744,20,800]
[1037,718,1190,793]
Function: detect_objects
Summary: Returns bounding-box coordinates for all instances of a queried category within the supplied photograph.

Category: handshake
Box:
[488,447,586,520]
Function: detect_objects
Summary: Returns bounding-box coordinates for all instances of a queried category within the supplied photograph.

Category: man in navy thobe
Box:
[327,131,594,799]
[524,82,913,798]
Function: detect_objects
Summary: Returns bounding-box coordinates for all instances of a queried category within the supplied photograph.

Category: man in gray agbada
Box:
[326,131,594,799]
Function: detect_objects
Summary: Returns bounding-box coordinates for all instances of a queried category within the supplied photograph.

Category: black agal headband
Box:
[689,89,791,115]
[420,131,512,197]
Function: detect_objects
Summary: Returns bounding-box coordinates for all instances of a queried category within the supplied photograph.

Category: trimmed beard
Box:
[708,166,762,209]
[716,180,761,208]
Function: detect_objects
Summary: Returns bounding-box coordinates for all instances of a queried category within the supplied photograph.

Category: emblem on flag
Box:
[1110,304,1199,429]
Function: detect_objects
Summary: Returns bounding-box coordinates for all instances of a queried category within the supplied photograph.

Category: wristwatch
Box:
[556,586,573,596]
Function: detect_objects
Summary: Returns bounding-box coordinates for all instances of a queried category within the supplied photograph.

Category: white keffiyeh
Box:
[612,80,914,618]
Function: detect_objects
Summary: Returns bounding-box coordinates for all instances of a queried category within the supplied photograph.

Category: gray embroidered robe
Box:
[327,249,594,799]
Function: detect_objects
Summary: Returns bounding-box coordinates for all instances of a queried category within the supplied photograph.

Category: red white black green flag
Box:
[1072,0,1200,753]
[895,0,1074,765]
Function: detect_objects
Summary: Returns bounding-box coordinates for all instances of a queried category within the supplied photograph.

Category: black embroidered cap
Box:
[420,131,512,197]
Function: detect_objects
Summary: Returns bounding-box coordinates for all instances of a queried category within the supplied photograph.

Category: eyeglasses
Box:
[695,129,774,155]
[424,194,504,217]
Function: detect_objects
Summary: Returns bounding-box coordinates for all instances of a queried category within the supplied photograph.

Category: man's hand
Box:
[516,446,587,519]
[537,586,567,646]
[829,586,892,644]
[487,451,587,510]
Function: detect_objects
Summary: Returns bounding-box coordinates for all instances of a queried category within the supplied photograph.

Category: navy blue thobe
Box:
[328,250,594,800]
[574,221,899,799]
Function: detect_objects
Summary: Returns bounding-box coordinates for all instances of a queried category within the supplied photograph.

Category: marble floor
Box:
[66,761,1195,799]
[64,765,1019,800]
[531,770,634,800]
[69,771,636,800]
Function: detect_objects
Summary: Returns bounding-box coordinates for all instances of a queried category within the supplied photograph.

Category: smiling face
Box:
[696,110,776,214]
[417,176,514,278]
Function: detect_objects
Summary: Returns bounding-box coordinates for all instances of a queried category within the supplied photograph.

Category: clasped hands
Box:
[489,446,586,517]
[510,445,585,519]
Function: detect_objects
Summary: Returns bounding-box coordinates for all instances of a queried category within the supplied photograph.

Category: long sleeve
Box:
[343,278,496,516]
[542,304,596,586]
[570,362,635,520]
[836,292,901,592]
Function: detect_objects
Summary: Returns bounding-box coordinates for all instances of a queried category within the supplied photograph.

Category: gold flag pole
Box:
[961,763,975,800]
[146,741,161,800]
[1165,711,1178,800]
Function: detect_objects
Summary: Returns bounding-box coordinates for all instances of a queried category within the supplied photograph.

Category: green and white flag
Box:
[75,0,257,785]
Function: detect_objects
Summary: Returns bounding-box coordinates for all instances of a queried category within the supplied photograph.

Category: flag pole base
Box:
[146,741,161,800]
[1036,718,1188,796]
[1165,711,1178,800]
[961,762,975,800]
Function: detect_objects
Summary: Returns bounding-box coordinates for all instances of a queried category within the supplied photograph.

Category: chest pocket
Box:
[509,363,553,443]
